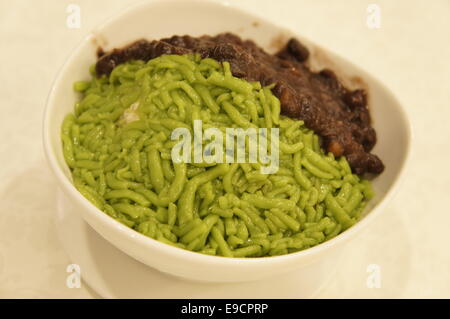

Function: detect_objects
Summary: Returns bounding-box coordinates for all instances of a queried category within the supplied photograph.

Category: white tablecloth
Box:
[0,0,449,298]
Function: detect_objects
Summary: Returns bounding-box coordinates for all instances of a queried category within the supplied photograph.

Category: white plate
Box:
[56,187,413,298]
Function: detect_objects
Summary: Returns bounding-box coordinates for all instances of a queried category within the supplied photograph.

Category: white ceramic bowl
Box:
[43,0,411,283]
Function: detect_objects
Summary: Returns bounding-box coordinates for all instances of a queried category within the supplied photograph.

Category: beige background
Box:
[0,0,449,298]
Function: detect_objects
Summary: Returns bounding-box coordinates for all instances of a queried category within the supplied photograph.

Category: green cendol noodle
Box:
[61,54,374,257]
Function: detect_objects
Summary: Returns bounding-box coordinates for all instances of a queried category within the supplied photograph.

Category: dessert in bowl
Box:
[43,0,411,283]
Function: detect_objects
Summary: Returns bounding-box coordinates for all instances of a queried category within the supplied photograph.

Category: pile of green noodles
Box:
[61,54,374,257]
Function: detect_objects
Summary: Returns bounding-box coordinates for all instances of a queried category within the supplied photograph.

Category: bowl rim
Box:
[43,0,413,266]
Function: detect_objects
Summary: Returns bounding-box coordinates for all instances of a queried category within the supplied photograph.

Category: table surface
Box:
[0,0,449,298]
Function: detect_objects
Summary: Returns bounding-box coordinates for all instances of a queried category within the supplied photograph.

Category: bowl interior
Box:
[45,0,410,263]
